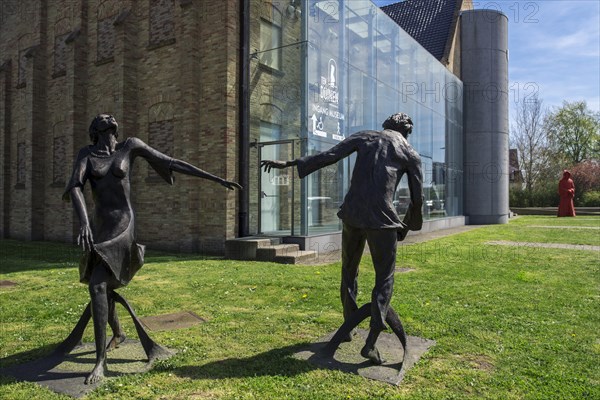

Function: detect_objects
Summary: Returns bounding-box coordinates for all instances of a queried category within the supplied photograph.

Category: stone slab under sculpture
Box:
[61,114,241,384]
[261,112,424,368]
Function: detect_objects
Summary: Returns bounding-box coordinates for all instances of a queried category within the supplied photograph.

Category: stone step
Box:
[224,237,282,260]
[256,244,300,261]
[274,250,318,264]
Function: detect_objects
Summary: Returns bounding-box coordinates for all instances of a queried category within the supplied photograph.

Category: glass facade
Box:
[248,0,463,237]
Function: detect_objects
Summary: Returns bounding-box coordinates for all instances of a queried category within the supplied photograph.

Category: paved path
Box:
[305,225,486,265]
[303,223,600,265]
[400,225,485,245]
[528,225,600,230]
[486,240,600,252]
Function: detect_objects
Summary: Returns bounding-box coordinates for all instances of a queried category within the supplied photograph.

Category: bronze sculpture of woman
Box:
[63,114,241,384]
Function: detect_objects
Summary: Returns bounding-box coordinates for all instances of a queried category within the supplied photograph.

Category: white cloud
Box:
[507,1,600,109]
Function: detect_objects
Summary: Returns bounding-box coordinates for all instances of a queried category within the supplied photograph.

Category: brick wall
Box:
[96,17,115,63]
[0,0,241,253]
[148,0,175,48]
[52,33,69,77]
[52,135,66,184]
[0,60,10,237]
[16,142,26,186]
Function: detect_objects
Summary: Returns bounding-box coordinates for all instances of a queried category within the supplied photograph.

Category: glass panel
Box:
[302,0,465,229]
[259,140,295,235]
[247,34,305,235]
[248,0,466,236]
[394,175,410,217]
[305,140,346,234]
[259,19,282,70]
[376,82,397,128]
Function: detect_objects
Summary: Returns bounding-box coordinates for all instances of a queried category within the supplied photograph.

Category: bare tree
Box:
[510,94,548,197]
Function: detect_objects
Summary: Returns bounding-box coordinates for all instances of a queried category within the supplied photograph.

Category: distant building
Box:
[0,1,509,254]
[509,149,523,188]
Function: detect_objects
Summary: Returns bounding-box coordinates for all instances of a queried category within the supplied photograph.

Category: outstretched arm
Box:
[170,159,242,190]
[261,133,363,178]
[129,137,241,190]
[260,159,298,173]
[69,187,94,251]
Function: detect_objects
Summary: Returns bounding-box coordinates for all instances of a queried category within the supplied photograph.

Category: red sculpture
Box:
[558,170,576,217]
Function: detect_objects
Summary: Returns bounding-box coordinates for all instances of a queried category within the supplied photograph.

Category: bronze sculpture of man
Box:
[262,112,423,364]
[63,114,241,384]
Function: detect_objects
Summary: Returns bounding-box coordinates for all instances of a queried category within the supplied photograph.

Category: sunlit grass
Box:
[1,216,598,399]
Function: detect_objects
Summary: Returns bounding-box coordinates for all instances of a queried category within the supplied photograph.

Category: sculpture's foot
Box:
[360,344,385,365]
[147,343,174,363]
[106,333,126,351]
[85,359,107,385]
[341,328,358,342]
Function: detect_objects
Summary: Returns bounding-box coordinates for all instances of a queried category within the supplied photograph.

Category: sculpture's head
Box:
[562,170,571,179]
[89,114,118,144]
[382,113,413,138]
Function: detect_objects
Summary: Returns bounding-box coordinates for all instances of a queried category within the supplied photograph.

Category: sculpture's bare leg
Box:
[106,293,126,351]
[85,263,112,384]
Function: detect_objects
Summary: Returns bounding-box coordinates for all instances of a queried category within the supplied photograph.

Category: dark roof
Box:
[380,0,461,62]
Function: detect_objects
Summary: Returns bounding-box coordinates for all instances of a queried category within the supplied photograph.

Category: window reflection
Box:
[260,19,282,70]
[306,0,464,228]
[250,0,465,235]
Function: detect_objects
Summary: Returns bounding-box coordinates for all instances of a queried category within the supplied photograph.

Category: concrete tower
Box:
[461,9,509,224]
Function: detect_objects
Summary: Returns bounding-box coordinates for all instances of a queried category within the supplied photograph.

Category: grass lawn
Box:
[1,216,598,399]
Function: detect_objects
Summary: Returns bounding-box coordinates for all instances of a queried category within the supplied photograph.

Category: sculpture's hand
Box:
[220,180,243,191]
[77,224,94,252]
[260,160,288,173]
[397,227,409,242]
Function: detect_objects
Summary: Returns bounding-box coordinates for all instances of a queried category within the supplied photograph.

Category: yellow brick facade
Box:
[1,0,242,252]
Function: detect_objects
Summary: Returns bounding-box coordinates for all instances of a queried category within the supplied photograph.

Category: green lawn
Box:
[1,216,599,399]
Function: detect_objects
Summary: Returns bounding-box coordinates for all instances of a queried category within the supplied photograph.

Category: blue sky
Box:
[372,0,600,114]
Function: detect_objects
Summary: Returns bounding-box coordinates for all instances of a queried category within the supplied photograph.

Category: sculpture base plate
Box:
[0,339,175,398]
[294,329,435,385]
[140,311,206,331]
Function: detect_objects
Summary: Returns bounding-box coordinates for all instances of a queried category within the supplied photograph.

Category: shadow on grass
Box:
[0,343,72,385]
[170,342,387,381]
[0,342,318,386]
[0,342,155,395]
[144,252,222,264]
[0,343,59,370]
[0,239,223,274]
[171,344,317,380]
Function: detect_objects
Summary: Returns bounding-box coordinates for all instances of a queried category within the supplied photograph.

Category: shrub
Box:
[509,184,559,208]
[509,187,528,207]
[581,191,600,207]
[569,161,600,205]
[531,183,559,207]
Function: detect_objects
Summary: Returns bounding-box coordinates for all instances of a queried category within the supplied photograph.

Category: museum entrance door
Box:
[257,140,296,235]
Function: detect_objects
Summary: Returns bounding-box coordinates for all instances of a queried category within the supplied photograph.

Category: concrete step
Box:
[274,250,318,264]
[224,237,282,260]
[256,244,300,261]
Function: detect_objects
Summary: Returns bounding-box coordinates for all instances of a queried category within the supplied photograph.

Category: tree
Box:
[568,160,600,206]
[545,101,600,165]
[510,93,548,198]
